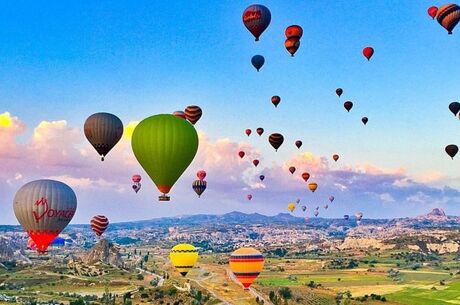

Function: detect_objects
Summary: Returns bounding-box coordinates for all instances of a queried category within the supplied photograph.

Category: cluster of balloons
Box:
[446,102,460,160]
[428,4,460,34]
[170,244,264,290]
[336,88,369,125]
[132,174,142,193]
[284,25,303,57]
[192,170,207,197]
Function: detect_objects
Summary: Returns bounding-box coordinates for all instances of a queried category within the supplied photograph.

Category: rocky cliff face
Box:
[79,239,123,268]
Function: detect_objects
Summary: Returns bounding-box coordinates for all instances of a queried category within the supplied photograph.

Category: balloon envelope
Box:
[256,127,264,136]
[90,215,109,237]
[285,37,300,56]
[449,102,460,117]
[259,175,265,181]
[428,6,438,19]
[271,96,281,107]
[295,140,302,149]
[344,101,353,112]
[170,244,199,276]
[288,203,296,212]
[362,117,369,125]
[238,151,245,159]
[13,180,77,253]
[251,55,265,71]
[336,88,343,97]
[445,144,459,159]
[184,105,202,125]
[363,47,374,60]
[131,114,199,201]
[285,25,303,39]
[308,182,318,192]
[229,247,264,289]
[192,180,207,197]
[245,129,252,136]
[197,170,206,181]
[253,159,259,167]
[269,133,284,151]
[84,112,123,161]
[132,175,142,183]
[242,4,271,41]
[333,154,339,162]
[436,4,460,34]
[302,172,310,182]
[289,166,296,174]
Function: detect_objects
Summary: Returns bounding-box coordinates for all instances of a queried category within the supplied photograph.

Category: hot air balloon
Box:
[301,205,306,212]
[239,151,245,159]
[251,55,265,71]
[132,175,142,193]
[344,214,350,220]
[428,6,438,19]
[355,212,363,221]
[247,194,253,200]
[315,206,319,210]
[288,203,296,212]
[285,37,300,56]
[449,102,460,117]
[296,198,301,204]
[445,144,459,159]
[295,140,302,149]
[344,101,353,112]
[245,129,252,136]
[192,180,207,197]
[259,175,265,181]
[329,196,334,203]
[333,154,339,162]
[253,159,259,167]
[184,105,202,125]
[336,88,343,97]
[173,111,186,119]
[170,244,199,276]
[271,96,281,107]
[363,47,374,61]
[131,114,199,201]
[289,166,296,174]
[242,4,271,41]
[197,170,206,181]
[302,172,310,182]
[256,127,264,136]
[13,180,77,254]
[324,204,328,209]
[269,133,284,151]
[308,182,318,192]
[84,113,123,161]
[285,25,303,39]
[362,117,368,125]
[314,211,319,217]
[90,215,109,237]
[229,247,264,289]
[436,4,460,34]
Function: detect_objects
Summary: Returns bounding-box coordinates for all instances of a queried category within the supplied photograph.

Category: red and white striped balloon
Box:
[90,215,109,237]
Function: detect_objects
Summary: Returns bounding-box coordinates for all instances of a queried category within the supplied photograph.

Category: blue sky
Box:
[1,1,460,224]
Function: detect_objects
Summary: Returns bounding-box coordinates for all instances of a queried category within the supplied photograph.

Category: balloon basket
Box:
[159,195,170,201]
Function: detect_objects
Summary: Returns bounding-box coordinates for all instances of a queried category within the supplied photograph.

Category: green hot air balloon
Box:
[131,114,199,201]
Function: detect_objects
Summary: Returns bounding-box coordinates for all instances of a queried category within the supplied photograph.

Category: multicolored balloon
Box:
[84,112,123,161]
[242,4,271,41]
[229,247,264,289]
[251,55,265,71]
[90,215,109,237]
[131,114,199,201]
[192,180,207,198]
[269,133,284,151]
[184,105,202,125]
[170,244,199,276]
[13,180,77,253]
[436,4,460,34]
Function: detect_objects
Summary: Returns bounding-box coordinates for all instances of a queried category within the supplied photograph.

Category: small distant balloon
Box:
[192,180,207,197]
[285,25,303,39]
[271,96,281,108]
[336,88,343,97]
[301,172,310,182]
[251,55,265,71]
[247,194,253,201]
[287,203,296,212]
[295,140,302,149]
[289,166,296,174]
[269,133,284,151]
[449,102,460,117]
[184,105,202,125]
[296,198,300,204]
[333,154,339,162]
[308,182,318,192]
[259,175,265,181]
[197,170,206,181]
[301,205,306,212]
[329,196,334,203]
[363,47,374,61]
[362,117,368,125]
[344,101,353,112]
[344,214,350,220]
[238,151,245,159]
[253,159,260,167]
[324,204,328,209]
[242,4,271,41]
[256,127,264,136]
[428,6,438,19]
[314,211,319,217]
[285,37,300,57]
[445,144,459,159]
[245,129,252,136]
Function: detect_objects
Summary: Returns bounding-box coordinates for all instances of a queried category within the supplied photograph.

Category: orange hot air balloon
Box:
[271,96,281,107]
[245,129,252,136]
[238,151,245,159]
[333,154,339,162]
[285,37,300,56]
[285,25,303,39]
[289,166,296,174]
[301,172,310,182]
[184,105,202,125]
[269,133,284,151]
[253,159,259,167]
[308,182,318,192]
[363,47,374,61]
[229,247,264,289]
[428,6,438,19]
[436,4,460,34]
[295,140,302,149]
[242,5,271,41]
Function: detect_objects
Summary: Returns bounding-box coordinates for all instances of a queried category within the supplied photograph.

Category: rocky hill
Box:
[79,239,123,268]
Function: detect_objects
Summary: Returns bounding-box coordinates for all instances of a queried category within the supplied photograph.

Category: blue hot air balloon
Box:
[251,55,265,72]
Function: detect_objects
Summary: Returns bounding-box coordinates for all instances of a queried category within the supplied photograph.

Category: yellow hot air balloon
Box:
[287,203,296,212]
[229,247,264,290]
[308,182,318,192]
[170,244,199,276]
